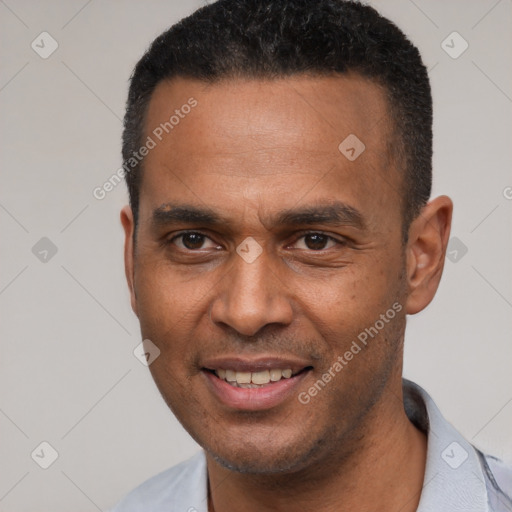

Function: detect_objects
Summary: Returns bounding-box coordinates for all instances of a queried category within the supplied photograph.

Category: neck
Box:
[206,377,427,512]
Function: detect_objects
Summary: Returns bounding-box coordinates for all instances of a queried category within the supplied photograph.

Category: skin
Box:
[121,74,452,512]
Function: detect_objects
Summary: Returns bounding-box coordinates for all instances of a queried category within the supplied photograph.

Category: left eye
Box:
[292,233,338,251]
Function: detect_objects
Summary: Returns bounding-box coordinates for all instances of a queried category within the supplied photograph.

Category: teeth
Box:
[270,369,282,381]
[251,370,270,385]
[235,371,251,384]
[225,369,237,382]
[214,368,294,386]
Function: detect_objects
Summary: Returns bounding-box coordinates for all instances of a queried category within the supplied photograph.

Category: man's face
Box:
[126,74,410,474]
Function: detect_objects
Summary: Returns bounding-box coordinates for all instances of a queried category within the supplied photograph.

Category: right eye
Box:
[168,231,221,251]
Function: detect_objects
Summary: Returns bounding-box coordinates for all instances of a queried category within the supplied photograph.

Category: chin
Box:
[209,448,307,475]
[204,426,336,476]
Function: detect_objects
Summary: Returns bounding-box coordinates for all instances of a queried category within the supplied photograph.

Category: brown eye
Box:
[293,233,338,251]
[170,232,220,251]
[181,233,206,249]
[304,234,329,250]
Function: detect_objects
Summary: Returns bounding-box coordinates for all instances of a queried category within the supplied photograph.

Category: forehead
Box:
[139,74,401,230]
[145,73,392,156]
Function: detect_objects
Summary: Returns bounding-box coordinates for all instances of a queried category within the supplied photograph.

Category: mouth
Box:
[205,367,307,388]
[201,358,313,411]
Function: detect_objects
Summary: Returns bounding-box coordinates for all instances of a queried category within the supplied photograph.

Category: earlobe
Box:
[120,205,138,317]
[405,196,453,315]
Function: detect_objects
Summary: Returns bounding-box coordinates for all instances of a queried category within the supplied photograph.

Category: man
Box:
[112,0,512,510]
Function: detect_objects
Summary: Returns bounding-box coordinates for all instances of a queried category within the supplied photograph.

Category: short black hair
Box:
[123,0,432,235]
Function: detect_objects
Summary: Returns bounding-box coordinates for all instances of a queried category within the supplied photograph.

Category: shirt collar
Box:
[403,378,490,511]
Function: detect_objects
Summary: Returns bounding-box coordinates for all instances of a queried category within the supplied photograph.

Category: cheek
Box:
[305,259,399,315]
[299,259,405,359]
[134,256,210,324]
[132,260,208,369]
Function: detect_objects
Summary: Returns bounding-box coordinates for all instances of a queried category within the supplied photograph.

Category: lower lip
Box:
[203,370,310,411]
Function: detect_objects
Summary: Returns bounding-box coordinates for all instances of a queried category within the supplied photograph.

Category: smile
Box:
[201,359,312,411]
[213,368,294,387]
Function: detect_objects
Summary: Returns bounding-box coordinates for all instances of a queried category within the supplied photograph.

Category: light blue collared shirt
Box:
[111,379,512,511]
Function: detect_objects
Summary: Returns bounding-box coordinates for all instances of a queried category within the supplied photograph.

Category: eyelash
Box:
[167,230,345,251]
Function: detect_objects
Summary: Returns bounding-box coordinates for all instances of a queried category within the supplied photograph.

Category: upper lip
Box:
[201,356,312,374]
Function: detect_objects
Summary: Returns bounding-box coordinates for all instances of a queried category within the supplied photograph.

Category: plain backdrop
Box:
[1,1,511,510]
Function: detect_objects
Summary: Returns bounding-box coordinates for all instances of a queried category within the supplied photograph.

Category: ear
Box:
[405,195,453,315]
[120,205,138,317]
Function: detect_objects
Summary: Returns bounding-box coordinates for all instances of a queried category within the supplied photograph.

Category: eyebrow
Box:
[151,201,365,231]
[275,202,364,229]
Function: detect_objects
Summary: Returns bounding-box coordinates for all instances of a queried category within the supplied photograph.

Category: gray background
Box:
[0,0,511,510]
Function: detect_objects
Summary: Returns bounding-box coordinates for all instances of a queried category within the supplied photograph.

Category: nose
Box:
[209,247,294,337]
